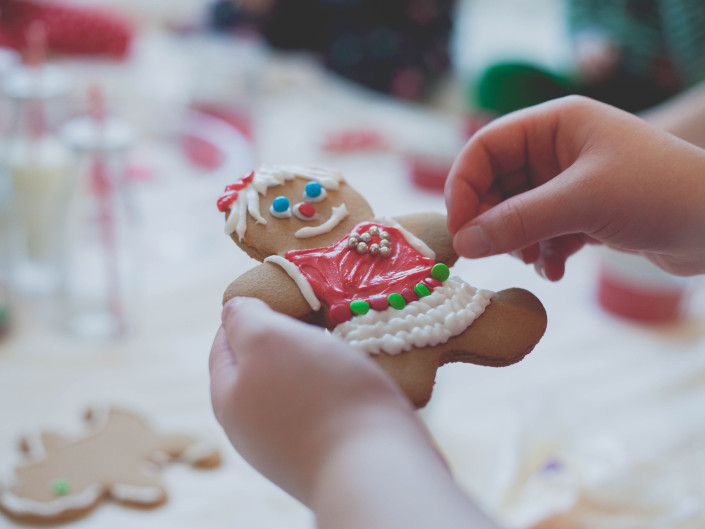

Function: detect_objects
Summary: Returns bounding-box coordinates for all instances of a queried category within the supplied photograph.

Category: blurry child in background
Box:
[209,0,457,101]
[209,96,705,528]
[475,0,705,148]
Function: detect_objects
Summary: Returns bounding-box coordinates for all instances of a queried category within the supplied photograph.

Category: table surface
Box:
[1,31,705,529]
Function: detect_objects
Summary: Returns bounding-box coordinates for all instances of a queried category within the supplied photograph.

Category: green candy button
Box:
[414,283,431,298]
[387,293,406,310]
[52,479,71,496]
[350,300,370,315]
[431,263,450,282]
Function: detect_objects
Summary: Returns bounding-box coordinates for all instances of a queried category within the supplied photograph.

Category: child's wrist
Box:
[307,402,431,500]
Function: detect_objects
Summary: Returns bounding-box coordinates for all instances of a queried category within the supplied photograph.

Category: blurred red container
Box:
[596,249,688,323]
[406,153,453,191]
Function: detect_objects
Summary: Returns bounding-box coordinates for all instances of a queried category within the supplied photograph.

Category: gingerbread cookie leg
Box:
[440,287,547,367]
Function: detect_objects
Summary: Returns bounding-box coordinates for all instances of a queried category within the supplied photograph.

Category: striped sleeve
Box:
[657,0,705,85]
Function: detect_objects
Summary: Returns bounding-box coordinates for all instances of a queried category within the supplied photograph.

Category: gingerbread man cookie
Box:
[0,408,221,525]
[218,165,547,407]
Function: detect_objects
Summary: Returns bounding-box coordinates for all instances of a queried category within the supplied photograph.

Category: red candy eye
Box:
[293,201,316,220]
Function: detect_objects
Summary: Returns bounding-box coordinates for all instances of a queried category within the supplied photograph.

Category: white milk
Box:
[7,136,73,264]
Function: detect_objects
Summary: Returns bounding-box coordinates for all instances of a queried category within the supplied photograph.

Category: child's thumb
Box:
[221,297,276,356]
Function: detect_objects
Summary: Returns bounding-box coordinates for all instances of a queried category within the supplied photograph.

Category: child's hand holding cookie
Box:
[210,296,420,502]
[210,297,499,529]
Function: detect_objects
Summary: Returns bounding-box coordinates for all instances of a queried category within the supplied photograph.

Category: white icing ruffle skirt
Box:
[333,277,493,355]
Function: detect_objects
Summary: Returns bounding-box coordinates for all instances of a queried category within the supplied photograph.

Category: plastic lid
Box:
[3,64,69,100]
[61,116,135,152]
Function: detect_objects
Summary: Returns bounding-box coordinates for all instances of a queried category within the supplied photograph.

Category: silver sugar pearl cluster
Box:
[348,228,391,257]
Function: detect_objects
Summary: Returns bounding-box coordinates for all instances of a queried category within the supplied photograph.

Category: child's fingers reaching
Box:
[445,98,572,235]
[522,244,541,264]
[452,169,593,259]
[447,95,705,277]
[533,235,589,281]
[509,245,540,264]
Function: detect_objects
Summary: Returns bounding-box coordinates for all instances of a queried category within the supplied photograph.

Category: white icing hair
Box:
[224,165,345,240]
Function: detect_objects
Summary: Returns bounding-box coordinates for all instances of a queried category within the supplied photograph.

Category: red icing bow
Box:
[217,170,255,212]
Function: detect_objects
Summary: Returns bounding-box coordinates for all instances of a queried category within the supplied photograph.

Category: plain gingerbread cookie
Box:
[218,165,547,407]
[0,408,221,525]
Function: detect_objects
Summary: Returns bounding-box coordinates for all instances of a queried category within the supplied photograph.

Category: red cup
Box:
[596,250,688,323]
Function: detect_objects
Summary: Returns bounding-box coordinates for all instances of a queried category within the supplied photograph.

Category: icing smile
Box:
[295,203,349,239]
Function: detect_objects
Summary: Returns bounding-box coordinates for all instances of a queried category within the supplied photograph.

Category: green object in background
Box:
[0,305,9,336]
[472,62,575,115]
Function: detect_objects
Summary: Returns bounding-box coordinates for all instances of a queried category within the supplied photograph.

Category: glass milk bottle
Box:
[0,171,11,337]
[59,111,136,338]
[0,47,20,135]
[0,48,19,335]
[3,64,72,293]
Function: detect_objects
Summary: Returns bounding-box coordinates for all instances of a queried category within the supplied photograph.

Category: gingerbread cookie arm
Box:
[392,212,458,266]
[20,433,71,457]
[109,471,167,507]
[154,433,222,469]
[442,287,547,367]
[223,261,314,320]
[372,287,547,407]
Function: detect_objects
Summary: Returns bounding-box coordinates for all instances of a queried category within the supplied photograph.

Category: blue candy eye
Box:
[303,181,327,203]
[272,196,290,212]
[305,182,321,198]
[270,196,292,218]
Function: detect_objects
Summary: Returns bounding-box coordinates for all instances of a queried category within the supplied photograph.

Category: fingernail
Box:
[455,225,491,258]
[534,262,547,280]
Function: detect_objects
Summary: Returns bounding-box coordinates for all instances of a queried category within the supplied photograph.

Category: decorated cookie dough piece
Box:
[0,408,221,525]
[219,165,547,407]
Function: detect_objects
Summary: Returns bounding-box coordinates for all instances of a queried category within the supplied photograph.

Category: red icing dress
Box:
[285,222,442,325]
